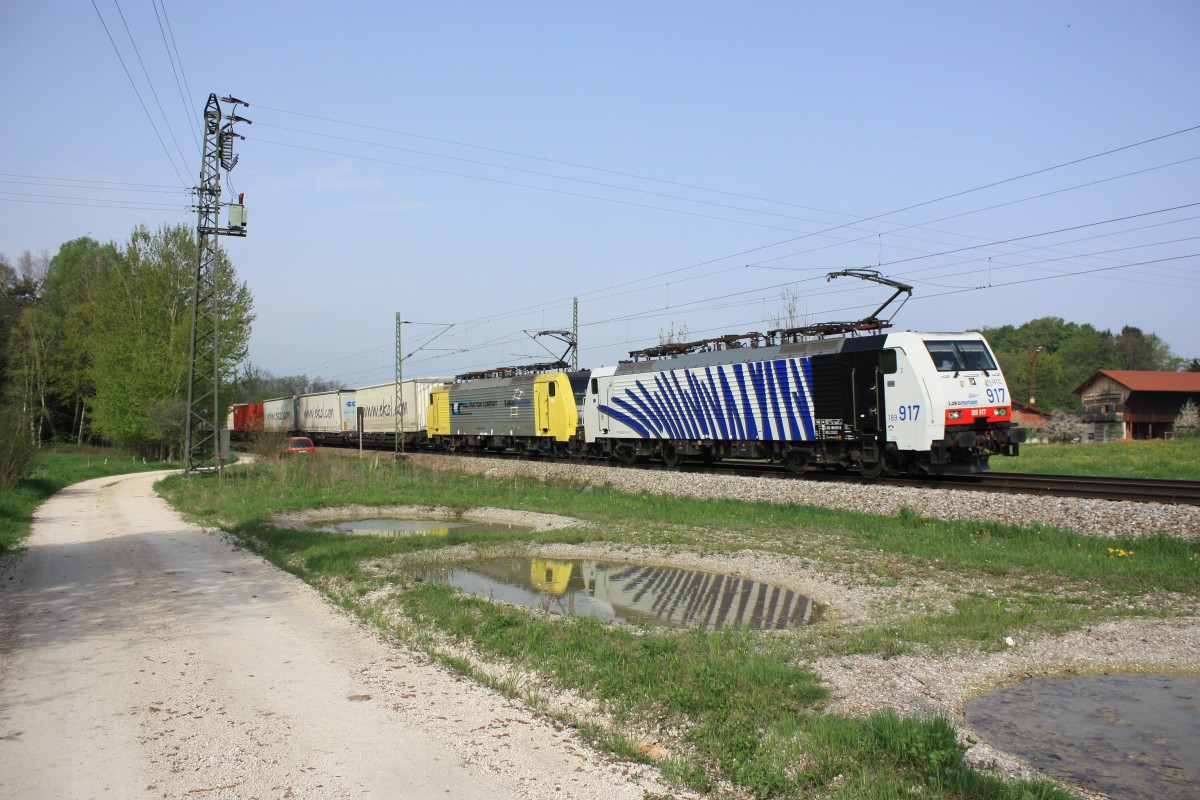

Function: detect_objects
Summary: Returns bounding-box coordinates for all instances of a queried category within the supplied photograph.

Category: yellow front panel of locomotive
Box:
[533,374,578,442]
[428,387,451,436]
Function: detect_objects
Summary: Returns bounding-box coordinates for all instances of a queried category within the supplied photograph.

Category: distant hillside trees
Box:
[1,224,254,459]
[980,317,1186,412]
[232,362,342,403]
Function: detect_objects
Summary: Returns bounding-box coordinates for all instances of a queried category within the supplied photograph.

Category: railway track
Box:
[933,472,1200,506]
[331,447,1200,506]
[674,462,1200,506]
[630,460,1200,506]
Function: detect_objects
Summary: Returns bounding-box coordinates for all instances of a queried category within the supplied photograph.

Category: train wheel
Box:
[660,443,682,467]
[617,446,639,465]
[857,459,884,479]
[784,451,807,474]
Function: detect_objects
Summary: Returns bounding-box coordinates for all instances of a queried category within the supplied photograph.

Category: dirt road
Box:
[0,471,670,800]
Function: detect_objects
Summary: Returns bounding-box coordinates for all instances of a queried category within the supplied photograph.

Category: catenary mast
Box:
[184,94,249,475]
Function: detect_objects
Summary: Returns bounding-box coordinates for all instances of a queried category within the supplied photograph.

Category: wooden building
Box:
[1073,370,1200,440]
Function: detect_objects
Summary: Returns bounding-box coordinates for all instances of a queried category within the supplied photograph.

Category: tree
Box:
[0,402,37,489]
[1045,412,1087,444]
[767,284,807,331]
[2,239,120,446]
[1174,400,1200,438]
[0,252,42,388]
[231,362,342,403]
[1113,326,1179,371]
[658,322,690,346]
[982,317,1118,412]
[87,224,254,458]
[981,318,1183,412]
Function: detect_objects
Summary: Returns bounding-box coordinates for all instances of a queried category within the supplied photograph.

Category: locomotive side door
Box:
[881,347,932,453]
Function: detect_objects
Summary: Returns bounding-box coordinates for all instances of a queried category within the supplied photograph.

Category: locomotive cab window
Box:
[548,382,556,397]
[925,340,997,373]
[880,349,898,374]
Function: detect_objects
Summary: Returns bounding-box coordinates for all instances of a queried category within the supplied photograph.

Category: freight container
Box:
[262,396,296,433]
[354,378,451,447]
[295,390,356,443]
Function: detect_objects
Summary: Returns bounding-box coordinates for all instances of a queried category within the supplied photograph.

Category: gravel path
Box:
[0,471,681,800]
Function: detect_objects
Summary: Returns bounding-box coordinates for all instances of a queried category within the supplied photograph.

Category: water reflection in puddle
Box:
[415,558,824,630]
[965,674,1200,800]
[313,518,529,538]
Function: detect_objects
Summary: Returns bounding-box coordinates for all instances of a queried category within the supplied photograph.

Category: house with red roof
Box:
[1073,370,1200,440]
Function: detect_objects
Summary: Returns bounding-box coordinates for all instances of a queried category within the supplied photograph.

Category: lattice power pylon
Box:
[185,94,249,474]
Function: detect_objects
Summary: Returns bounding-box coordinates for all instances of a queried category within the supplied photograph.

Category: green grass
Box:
[0,449,178,554]
[152,455,1193,798]
[990,436,1200,479]
[160,456,1199,651]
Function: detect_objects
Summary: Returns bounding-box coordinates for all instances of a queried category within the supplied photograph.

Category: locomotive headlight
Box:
[995,407,1009,417]
[948,410,962,420]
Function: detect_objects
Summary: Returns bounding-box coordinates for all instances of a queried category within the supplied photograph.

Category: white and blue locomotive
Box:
[238,330,1024,476]
[581,330,1023,475]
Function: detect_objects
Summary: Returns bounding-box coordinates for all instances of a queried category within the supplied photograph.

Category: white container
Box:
[262,396,296,433]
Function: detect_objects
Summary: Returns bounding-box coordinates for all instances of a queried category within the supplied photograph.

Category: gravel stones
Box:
[408,454,1200,541]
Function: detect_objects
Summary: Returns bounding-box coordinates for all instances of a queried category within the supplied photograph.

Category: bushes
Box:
[246,429,289,461]
[1044,412,1087,444]
[1174,400,1199,438]
[0,405,37,489]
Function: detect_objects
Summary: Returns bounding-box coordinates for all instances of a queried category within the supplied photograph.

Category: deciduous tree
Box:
[87,224,253,458]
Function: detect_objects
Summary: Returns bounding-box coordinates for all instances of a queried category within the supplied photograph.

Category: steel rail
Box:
[330,446,1200,506]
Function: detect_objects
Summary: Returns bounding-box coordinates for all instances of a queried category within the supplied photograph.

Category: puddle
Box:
[965,674,1200,800]
[414,558,824,630]
[312,518,530,538]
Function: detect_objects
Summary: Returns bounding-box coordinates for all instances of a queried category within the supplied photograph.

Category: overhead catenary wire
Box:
[89,0,189,187]
[0,194,192,212]
[241,102,1198,380]
[150,0,200,155]
[245,135,815,236]
[111,0,192,175]
[249,102,1200,306]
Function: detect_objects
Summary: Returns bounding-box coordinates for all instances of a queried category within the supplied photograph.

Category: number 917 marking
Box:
[889,405,921,422]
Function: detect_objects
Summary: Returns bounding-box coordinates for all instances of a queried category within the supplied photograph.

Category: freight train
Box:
[231,328,1025,476]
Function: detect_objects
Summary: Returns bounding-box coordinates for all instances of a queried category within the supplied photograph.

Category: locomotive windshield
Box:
[924,340,998,373]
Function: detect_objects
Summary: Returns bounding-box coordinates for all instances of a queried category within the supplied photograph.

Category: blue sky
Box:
[2,1,1197,386]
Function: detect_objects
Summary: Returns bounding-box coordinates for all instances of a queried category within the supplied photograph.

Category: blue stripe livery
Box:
[597,357,816,442]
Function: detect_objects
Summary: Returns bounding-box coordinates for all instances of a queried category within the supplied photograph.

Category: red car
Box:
[286,436,315,454]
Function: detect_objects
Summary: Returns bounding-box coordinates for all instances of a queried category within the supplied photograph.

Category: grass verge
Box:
[157,455,1195,798]
[988,436,1200,479]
